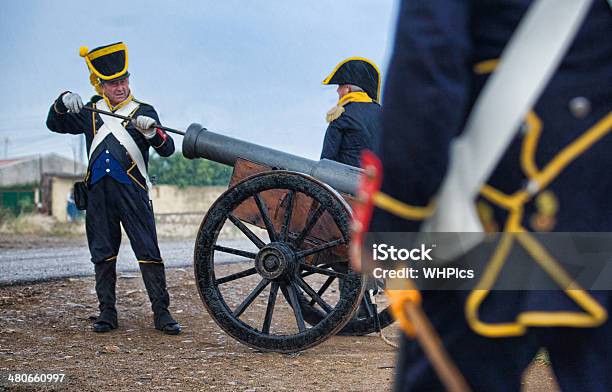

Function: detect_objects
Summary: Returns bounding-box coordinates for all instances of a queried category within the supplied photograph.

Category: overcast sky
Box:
[0,0,398,162]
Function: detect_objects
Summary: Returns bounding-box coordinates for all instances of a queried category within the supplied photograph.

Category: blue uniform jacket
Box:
[47,94,175,190]
[321,101,381,167]
[370,0,612,322]
[372,0,612,233]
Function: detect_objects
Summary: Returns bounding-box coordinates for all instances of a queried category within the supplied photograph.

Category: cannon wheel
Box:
[194,170,364,353]
[340,291,394,336]
[301,279,395,336]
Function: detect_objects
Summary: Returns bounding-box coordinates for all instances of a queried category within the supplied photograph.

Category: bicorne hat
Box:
[322,57,381,102]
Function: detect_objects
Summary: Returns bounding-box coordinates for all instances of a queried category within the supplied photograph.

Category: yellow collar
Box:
[103,93,134,112]
[326,92,374,123]
[338,91,373,106]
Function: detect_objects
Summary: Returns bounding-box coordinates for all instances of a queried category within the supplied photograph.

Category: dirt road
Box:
[0,266,557,391]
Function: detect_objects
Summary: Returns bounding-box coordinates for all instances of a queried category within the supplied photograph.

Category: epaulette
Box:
[90,95,103,103]
[326,105,345,123]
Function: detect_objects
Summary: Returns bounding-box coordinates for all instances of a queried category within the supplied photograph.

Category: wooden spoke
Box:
[295,238,345,259]
[294,204,325,248]
[295,276,333,313]
[228,214,266,249]
[307,275,336,306]
[214,245,258,260]
[233,279,270,317]
[300,263,350,279]
[215,267,258,285]
[262,282,279,334]
[285,282,306,332]
[279,190,295,242]
[254,193,278,242]
[300,263,332,278]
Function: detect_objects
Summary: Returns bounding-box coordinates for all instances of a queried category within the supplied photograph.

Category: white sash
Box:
[421,0,593,260]
[89,99,152,191]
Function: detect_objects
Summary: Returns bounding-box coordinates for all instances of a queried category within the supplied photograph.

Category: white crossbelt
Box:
[421,0,594,260]
[89,99,153,191]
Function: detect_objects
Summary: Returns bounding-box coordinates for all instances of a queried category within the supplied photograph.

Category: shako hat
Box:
[322,57,381,102]
[79,42,129,94]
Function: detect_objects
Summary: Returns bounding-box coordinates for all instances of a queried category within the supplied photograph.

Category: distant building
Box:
[0,154,86,219]
[0,153,86,187]
[0,154,228,223]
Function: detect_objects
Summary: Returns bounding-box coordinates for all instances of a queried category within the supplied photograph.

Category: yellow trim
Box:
[87,43,125,61]
[473,59,548,183]
[103,93,134,112]
[83,43,129,81]
[127,172,146,190]
[322,56,381,102]
[372,191,435,220]
[465,233,522,336]
[534,111,612,190]
[338,91,373,106]
[520,111,543,178]
[92,102,97,137]
[479,185,530,213]
[481,111,612,209]
[465,227,607,337]
[126,162,147,190]
[138,260,163,264]
[379,57,612,339]
[104,255,117,262]
[473,59,500,75]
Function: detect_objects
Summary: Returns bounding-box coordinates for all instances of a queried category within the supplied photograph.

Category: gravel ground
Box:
[0,270,557,391]
[0,234,557,391]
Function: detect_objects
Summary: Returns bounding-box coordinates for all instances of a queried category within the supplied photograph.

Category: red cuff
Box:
[156,128,168,141]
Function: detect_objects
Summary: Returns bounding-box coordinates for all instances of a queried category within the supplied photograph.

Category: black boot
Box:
[93,261,118,332]
[139,263,181,335]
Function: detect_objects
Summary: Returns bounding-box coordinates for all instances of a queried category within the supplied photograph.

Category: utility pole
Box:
[71,140,77,175]
[79,134,85,165]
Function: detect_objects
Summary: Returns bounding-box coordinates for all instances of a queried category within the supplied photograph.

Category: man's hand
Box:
[62,92,83,113]
[133,115,157,139]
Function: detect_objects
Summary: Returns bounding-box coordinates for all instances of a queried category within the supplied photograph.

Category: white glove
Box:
[62,92,83,113]
[133,115,157,139]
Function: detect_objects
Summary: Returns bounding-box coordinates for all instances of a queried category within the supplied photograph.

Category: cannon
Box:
[183,123,393,353]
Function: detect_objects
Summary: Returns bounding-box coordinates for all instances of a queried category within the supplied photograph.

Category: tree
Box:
[148,153,232,187]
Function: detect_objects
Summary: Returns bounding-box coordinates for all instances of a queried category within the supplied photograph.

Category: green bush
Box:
[0,207,15,223]
[17,196,35,214]
[148,153,232,188]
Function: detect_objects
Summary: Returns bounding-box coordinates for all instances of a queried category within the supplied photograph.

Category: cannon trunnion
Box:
[183,124,392,353]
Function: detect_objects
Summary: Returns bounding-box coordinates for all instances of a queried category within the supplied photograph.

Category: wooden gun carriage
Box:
[182,124,393,352]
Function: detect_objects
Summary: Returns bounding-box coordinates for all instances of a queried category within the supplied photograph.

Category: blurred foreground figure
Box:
[46,42,181,335]
[365,1,612,390]
[320,57,382,167]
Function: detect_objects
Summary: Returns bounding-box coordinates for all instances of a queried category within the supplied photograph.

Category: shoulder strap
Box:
[421,0,593,259]
[90,99,152,191]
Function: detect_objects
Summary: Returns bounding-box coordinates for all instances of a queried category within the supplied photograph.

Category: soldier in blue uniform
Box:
[320,57,382,167]
[46,42,181,335]
[363,1,612,390]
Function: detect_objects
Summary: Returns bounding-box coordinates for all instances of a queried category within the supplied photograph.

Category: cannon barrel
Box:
[182,123,361,195]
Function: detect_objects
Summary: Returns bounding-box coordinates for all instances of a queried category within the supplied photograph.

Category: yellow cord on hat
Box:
[79,45,103,95]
